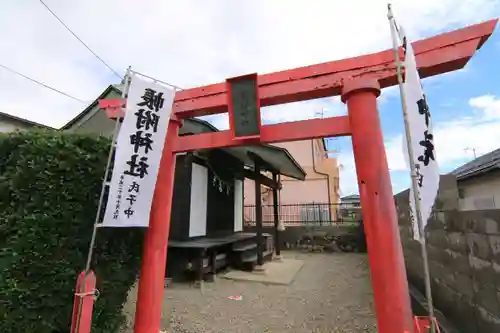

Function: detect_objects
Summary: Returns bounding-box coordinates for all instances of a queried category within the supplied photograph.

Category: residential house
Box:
[340,194,361,208]
[244,139,341,224]
[340,194,362,221]
[0,85,119,134]
[60,84,122,136]
[395,148,500,212]
[451,148,500,211]
[244,139,340,205]
[0,111,54,133]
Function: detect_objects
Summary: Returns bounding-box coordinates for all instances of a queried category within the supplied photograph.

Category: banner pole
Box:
[387,4,436,332]
[74,66,132,333]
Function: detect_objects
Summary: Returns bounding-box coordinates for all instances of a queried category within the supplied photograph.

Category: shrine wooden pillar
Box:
[341,78,414,333]
[254,159,264,266]
[272,172,281,257]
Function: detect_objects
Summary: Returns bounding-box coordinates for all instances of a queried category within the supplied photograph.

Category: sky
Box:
[1,0,500,196]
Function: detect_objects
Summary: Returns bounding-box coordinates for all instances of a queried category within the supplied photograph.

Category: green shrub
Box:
[0,130,144,333]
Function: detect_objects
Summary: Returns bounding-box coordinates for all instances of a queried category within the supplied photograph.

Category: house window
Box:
[314,140,324,162]
[473,197,496,210]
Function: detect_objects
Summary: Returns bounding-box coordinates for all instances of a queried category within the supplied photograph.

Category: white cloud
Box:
[262,97,345,124]
[336,147,358,197]
[0,0,498,129]
[199,96,345,130]
[339,94,500,196]
[469,94,500,119]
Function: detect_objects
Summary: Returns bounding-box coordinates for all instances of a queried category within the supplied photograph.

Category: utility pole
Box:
[314,108,325,119]
[324,137,341,158]
[464,147,477,159]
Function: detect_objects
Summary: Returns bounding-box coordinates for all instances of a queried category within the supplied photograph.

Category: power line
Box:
[0,63,88,104]
[38,1,184,93]
[38,0,123,80]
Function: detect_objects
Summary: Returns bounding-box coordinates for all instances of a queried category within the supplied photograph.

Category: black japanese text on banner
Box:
[103,75,175,227]
[399,27,440,241]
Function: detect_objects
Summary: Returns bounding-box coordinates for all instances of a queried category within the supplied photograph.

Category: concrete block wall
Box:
[395,175,500,333]
[243,225,356,247]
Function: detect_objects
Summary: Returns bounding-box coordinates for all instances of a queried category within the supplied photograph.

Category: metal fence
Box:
[243,203,362,226]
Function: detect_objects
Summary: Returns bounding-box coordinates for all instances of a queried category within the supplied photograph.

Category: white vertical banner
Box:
[399,27,440,241]
[103,74,175,227]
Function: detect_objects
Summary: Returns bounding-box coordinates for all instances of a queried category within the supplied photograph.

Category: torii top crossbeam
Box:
[104,20,497,153]
[168,19,497,154]
[173,19,497,118]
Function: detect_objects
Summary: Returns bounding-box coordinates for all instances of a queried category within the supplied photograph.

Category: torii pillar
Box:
[342,78,413,331]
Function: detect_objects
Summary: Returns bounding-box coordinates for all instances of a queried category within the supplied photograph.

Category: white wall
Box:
[0,117,34,133]
[189,163,208,237]
[458,171,500,211]
[68,109,117,137]
[234,179,243,232]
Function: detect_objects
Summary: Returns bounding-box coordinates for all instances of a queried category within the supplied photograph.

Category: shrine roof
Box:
[181,118,306,181]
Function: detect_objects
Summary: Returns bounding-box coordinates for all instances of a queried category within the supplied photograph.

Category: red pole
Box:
[133,117,181,333]
[341,79,414,333]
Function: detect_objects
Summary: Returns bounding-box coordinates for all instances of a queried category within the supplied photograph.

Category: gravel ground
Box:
[122,251,377,333]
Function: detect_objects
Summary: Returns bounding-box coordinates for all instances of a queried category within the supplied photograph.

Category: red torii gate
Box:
[102,19,496,333]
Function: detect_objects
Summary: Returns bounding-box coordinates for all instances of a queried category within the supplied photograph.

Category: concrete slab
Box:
[221,258,304,285]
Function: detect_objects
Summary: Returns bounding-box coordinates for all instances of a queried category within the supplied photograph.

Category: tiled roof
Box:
[451,148,500,180]
[60,84,122,130]
[0,111,55,129]
[341,194,360,200]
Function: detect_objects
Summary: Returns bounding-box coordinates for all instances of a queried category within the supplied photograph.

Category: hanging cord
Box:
[73,66,132,333]
[277,174,283,229]
[38,0,123,80]
[0,63,89,104]
[130,69,183,91]
[194,152,232,192]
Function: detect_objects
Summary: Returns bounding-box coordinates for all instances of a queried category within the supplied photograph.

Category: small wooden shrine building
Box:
[166,118,305,281]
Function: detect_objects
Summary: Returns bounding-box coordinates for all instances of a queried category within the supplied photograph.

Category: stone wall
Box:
[243,224,357,247]
[395,175,500,333]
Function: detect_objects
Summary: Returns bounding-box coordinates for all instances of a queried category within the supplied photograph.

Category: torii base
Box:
[70,270,97,333]
[414,316,441,333]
